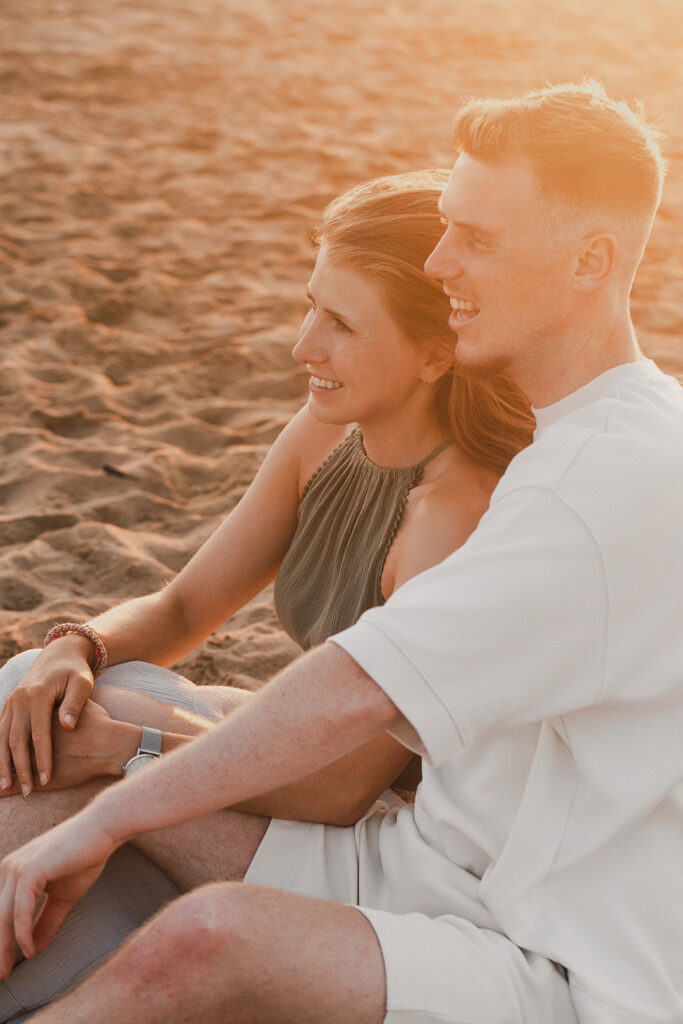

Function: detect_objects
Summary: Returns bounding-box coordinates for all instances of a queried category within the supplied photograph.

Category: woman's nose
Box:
[292,311,326,365]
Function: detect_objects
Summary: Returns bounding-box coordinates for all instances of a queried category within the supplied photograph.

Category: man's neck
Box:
[518,318,643,409]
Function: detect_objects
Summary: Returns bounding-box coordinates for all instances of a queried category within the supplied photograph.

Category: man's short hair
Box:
[453,79,666,225]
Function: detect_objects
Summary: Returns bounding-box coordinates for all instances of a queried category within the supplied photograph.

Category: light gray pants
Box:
[0,650,236,1022]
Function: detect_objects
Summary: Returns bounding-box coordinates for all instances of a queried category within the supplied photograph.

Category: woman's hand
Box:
[0,806,119,977]
[0,636,97,794]
[0,700,140,798]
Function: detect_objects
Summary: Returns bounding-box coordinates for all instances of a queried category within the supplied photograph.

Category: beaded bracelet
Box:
[43,622,108,679]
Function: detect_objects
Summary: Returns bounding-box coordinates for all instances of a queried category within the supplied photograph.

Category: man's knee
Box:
[134,882,255,981]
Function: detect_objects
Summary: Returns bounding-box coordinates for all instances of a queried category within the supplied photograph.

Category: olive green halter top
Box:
[274,427,454,650]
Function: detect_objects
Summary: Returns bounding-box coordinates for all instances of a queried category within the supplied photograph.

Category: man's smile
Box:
[447,296,480,324]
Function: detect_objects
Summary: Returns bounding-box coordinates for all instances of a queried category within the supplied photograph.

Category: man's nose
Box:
[424,233,459,282]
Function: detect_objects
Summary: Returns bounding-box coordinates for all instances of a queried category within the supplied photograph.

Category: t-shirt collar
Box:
[532,359,655,433]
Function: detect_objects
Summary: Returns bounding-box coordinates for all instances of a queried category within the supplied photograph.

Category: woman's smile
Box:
[307,370,344,392]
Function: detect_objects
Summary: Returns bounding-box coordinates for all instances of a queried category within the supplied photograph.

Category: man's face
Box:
[424,153,578,386]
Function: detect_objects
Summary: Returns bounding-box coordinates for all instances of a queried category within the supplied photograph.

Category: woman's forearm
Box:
[87,587,196,670]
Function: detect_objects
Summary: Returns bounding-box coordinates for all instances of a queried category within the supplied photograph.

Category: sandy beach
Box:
[1,0,681,687]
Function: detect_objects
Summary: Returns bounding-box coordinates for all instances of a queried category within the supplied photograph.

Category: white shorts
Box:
[246,805,578,1024]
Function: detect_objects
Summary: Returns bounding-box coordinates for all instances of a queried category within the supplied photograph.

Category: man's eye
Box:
[333,318,351,334]
[467,233,491,250]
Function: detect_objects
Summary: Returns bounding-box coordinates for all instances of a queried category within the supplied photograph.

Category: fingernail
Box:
[21,784,31,797]
[64,713,75,727]
[40,772,48,786]
[0,777,8,791]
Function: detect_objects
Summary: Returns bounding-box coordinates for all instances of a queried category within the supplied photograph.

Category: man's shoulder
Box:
[495,364,683,504]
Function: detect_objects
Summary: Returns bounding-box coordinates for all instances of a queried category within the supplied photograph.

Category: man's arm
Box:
[0,643,400,975]
[96,643,399,838]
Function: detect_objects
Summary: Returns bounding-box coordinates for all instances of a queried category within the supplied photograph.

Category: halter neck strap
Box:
[416,436,456,469]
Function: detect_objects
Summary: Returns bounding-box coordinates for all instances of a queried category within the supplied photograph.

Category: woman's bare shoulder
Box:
[281,405,350,496]
[423,450,499,527]
[383,450,500,596]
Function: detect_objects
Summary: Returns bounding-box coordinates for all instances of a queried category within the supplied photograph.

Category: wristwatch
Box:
[123,726,163,778]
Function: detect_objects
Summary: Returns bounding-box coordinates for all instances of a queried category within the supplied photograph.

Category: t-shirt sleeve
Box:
[331,486,608,767]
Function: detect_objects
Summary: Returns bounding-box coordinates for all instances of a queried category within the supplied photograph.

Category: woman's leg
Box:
[0,651,267,883]
[0,649,253,729]
[0,846,179,1023]
[0,652,267,1021]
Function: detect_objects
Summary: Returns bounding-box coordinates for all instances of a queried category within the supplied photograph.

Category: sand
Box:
[0,0,681,687]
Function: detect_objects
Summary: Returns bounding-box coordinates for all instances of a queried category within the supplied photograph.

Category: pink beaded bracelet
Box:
[43,622,108,679]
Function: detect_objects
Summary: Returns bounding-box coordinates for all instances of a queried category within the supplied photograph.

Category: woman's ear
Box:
[572,233,616,292]
[419,338,455,383]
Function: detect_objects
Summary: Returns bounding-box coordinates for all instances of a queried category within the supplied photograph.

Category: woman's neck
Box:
[357,407,451,469]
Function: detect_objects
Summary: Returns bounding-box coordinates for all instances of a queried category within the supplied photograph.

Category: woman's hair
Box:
[313,169,535,477]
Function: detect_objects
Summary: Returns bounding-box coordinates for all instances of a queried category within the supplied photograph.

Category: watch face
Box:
[124,753,159,777]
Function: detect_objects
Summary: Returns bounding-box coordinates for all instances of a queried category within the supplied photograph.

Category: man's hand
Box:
[0,808,119,977]
[0,636,97,794]
[0,701,141,798]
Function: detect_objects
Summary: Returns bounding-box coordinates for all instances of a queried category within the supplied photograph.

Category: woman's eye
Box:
[333,317,351,334]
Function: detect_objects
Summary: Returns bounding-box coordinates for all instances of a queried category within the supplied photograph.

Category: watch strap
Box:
[138,726,162,757]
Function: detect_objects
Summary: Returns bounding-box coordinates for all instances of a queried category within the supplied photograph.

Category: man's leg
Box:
[29,882,387,1024]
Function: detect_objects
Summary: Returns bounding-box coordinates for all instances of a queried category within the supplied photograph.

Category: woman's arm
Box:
[89,406,330,666]
[0,408,339,792]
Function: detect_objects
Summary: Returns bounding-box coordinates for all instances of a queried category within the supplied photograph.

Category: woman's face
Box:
[292,245,431,430]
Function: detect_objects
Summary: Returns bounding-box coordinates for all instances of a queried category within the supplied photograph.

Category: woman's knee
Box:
[0,650,41,709]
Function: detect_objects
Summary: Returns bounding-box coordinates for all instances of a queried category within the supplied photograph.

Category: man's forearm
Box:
[91,643,400,847]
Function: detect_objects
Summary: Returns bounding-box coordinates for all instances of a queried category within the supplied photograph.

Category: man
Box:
[0,80,681,1024]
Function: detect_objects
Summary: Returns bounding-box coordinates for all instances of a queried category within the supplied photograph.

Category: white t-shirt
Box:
[332,360,683,1024]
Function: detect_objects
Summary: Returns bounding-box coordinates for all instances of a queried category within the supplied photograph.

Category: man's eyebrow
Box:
[438,211,495,238]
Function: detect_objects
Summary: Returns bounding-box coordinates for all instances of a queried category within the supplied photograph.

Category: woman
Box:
[0,169,532,1021]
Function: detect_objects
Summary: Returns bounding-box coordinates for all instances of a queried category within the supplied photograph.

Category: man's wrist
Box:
[86,784,136,851]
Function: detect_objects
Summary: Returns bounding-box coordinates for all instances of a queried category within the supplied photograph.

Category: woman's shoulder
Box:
[417,448,500,538]
[281,405,352,497]
[425,446,499,509]
[382,449,500,596]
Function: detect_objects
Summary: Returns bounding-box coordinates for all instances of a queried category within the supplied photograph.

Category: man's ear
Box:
[572,233,616,292]
[419,339,455,383]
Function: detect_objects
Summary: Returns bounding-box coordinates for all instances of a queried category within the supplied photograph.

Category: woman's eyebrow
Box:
[305,285,354,325]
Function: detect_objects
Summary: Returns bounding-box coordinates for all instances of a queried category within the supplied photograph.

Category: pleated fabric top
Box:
[274,427,454,650]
